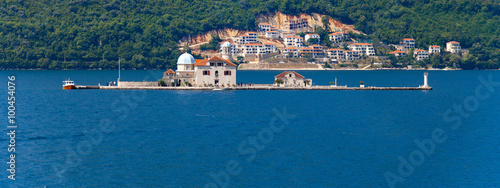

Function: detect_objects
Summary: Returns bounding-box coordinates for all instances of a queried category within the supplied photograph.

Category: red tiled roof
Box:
[355,43,372,45]
[430,45,440,48]
[240,34,249,37]
[225,61,236,66]
[194,59,209,66]
[264,42,275,45]
[328,48,343,51]
[403,38,414,41]
[415,49,426,52]
[447,41,459,44]
[245,43,263,46]
[164,69,175,74]
[300,51,323,53]
[390,50,407,54]
[224,61,236,66]
[258,23,270,25]
[274,71,305,79]
[194,57,236,67]
[266,31,278,33]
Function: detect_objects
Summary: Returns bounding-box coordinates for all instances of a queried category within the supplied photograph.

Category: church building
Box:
[163,53,237,87]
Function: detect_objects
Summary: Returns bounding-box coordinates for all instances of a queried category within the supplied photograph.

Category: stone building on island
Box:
[162,53,237,87]
[274,71,312,87]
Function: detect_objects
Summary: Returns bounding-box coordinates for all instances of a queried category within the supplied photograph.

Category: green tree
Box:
[1,0,499,70]
[307,38,319,46]
[321,15,330,32]
[158,79,166,86]
[275,79,284,84]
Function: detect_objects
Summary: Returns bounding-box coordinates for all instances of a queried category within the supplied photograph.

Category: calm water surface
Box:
[0,70,499,187]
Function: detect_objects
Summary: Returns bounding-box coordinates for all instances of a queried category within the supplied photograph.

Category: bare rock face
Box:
[257,12,360,34]
[179,12,362,46]
[179,29,247,46]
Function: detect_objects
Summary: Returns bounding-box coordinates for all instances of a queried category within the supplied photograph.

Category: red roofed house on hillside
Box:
[329,32,349,44]
[299,45,324,58]
[400,38,415,52]
[236,32,258,44]
[219,32,278,62]
[414,49,429,61]
[162,53,236,87]
[348,43,375,57]
[274,71,312,87]
[389,50,407,58]
[345,50,360,60]
[327,48,345,62]
[284,35,304,48]
[429,45,441,54]
[446,41,461,54]
[283,47,299,58]
[258,23,272,32]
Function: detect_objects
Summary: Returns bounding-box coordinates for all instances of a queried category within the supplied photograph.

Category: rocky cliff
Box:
[256,12,360,34]
[180,12,361,46]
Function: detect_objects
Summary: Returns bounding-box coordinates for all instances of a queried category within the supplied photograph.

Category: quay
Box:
[68,55,433,91]
[75,85,432,90]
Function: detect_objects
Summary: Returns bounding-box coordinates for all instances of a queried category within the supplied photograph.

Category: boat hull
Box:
[63,85,76,90]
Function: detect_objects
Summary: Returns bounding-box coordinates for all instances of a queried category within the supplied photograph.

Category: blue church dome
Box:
[177,53,195,65]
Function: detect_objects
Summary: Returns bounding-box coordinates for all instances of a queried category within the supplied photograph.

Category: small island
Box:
[71,53,432,91]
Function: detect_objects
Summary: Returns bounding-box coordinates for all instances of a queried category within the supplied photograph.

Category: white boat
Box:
[63,79,76,90]
[212,87,228,91]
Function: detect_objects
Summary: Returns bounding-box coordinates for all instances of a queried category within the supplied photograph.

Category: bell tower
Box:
[221,41,232,61]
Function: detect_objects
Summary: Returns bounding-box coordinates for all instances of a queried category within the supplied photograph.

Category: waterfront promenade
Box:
[75,85,432,90]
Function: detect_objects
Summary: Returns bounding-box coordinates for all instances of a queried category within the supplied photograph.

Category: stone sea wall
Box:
[118,81,158,87]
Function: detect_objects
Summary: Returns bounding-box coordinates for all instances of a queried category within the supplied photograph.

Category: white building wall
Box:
[194,66,237,86]
[446,42,461,54]
[265,32,279,39]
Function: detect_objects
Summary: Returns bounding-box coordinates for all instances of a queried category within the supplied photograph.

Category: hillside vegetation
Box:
[0,0,499,69]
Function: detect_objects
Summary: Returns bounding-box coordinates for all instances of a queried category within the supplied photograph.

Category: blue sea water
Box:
[0,70,499,187]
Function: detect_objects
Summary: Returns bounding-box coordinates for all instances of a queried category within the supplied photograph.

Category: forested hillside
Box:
[1,0,499,69]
